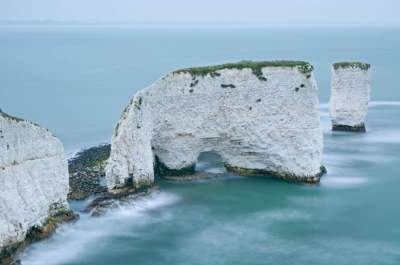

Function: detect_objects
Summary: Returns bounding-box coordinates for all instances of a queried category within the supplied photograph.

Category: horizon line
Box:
[0,20,399,28]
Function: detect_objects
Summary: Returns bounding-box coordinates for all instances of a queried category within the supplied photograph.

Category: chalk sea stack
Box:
[106,60,325,191]
[330,62,371,132]
[0,111,75,264]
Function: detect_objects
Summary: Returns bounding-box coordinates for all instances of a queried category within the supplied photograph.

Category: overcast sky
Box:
[1,0,399,25]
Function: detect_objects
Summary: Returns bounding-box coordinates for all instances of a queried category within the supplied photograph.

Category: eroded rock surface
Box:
[106,61,324,190]
[0,111,74,264]
[330,62,371,132]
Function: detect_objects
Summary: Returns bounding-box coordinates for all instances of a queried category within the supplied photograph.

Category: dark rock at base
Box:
[162,171,225,182]
[332,124,366,132]
[154,155,327,184]
[224,164,327,184]
[68,144,110,200]
[0,209,79,265]
[320,165,327,175]
[154,156,196,177]
[154,156,227,182]
[84,186,159,216]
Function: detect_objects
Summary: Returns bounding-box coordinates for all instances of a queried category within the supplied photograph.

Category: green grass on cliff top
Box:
[333,62,370,70]
[174,60,314,76]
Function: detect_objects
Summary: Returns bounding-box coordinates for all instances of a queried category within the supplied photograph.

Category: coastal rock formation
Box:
[68,144,110,200]
[84,186,159,217]
[330,62,371,132]
[0,111,74,264]
[106,61,324,190]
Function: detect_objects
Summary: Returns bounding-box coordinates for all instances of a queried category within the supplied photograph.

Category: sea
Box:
[0,25,399,265]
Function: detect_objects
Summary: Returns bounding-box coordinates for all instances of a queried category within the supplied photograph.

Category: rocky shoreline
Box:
[0,208,78,265]
[225,164,327,184]
[68,144,110,200]
[83,186,159,217]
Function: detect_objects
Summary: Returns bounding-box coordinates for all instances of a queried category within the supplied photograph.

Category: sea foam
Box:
[21,192,180,265]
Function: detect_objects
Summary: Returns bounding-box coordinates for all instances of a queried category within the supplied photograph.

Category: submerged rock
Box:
[106,60,325,190]
[225,164,327,184]
[330,62,371,132]
[161,171,225,182]
[68,144,110,200]
[83,186,160,216]
[0,111,76,264]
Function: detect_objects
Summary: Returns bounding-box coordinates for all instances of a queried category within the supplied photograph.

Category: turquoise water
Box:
[1,26,399,264]
[1,26,400,151]
[20,102,400,265]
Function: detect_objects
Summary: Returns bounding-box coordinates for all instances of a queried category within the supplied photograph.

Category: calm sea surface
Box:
[0,26,399,265]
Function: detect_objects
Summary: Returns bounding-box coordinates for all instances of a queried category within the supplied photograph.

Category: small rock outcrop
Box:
[0,111,75,264]
[330,62,371,132]
[68,144,110,200]
[84,186,159,217]
[106,60,325,190]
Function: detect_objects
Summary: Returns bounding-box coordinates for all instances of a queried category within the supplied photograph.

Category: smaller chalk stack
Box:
[330,62,371,132]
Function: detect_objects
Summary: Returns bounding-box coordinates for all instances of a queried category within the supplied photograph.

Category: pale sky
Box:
[1,0,399,25]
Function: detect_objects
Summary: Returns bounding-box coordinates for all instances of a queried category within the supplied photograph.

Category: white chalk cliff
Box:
[330,62,371,132]
[0,111,70,253]
[106,61,324,190]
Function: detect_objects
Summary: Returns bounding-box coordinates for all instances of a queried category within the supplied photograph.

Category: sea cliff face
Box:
[106,61,324,190]
[0,111,73,263]
[330,62,371,132]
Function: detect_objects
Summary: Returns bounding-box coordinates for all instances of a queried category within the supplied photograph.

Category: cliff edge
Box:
[0,111,74,264]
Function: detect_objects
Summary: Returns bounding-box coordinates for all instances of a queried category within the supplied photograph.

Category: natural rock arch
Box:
[195,151,226,174]
[106,61,325,190]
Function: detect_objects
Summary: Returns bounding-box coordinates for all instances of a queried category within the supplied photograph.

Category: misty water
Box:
[1,26,399,264]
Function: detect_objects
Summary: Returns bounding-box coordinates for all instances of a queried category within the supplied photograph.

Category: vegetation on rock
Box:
[174,60,314,80]
[333,62,370,71]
